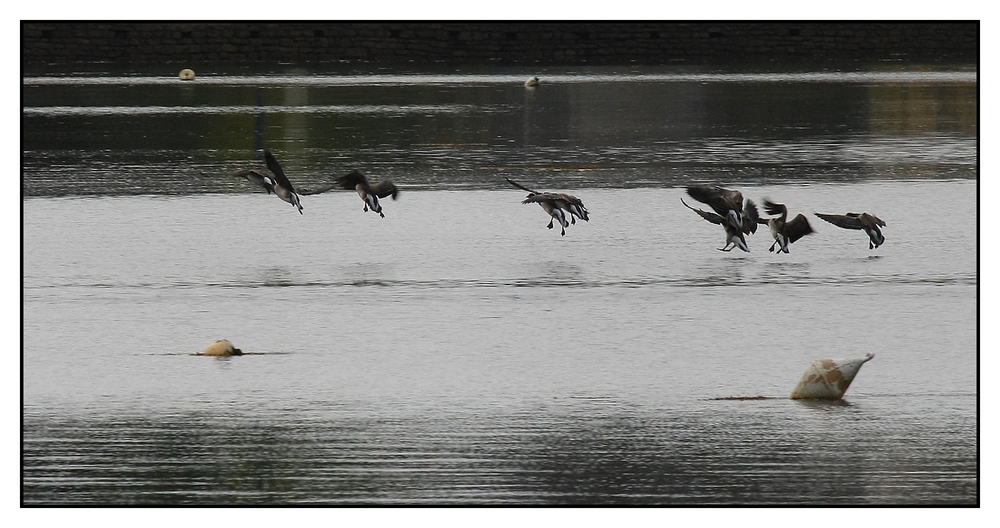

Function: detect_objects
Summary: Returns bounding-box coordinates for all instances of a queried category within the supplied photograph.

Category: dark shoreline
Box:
[22,21,978,74]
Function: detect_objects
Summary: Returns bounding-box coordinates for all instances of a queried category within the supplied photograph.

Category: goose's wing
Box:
[556,193,585,208]
[558,193,589,220]
[762,200,787,218]
[264,151,295,191]
[815,213,865,230]
[859,212,886,227]
[686,185,742,216]
[784,214,815,243]
[681,198,725,225]
[522,192,561,205]
[234,169,276,193]
[743,199,760,234]
[370,181,399,200]
[506,178,539,195]
[298,183,339,196]
[336,170,371,191]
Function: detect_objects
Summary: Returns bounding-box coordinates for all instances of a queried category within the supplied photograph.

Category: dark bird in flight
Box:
[681,197,757,252]
[758,200,814,254]
[234,150,303,214]
[506,179,589,236]
[815,212,887,249]
[685,185,759,235]
[336,171,399,218]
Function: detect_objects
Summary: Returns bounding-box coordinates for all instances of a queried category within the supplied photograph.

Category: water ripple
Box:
[22,403,977,505]
[22,272,978,294]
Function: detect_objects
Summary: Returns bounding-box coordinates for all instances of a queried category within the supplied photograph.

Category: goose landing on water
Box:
[336,171,399,218]
[681,197,757,252]
[522,193,572,235]
[685,185,759,235]
[759,200,814,254]
[506,179,589,236]
[234,150,302,214]
[815,212,886,249]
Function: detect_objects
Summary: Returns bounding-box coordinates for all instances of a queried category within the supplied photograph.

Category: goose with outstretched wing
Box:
[234,150,302,214]
[815,212,886,249]
[681,197,756,252]
[506,178,590,233]
[685,185,758,234]
[336,170,399,218]
[758,200,814,254]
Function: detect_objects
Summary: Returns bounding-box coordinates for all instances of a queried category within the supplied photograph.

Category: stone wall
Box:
[21,22,978,70]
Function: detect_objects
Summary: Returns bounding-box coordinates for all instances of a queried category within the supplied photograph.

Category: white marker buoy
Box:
[790,353,873,399]
[201,339,242,356]
[524,76,539,88]
[179,68,196,81]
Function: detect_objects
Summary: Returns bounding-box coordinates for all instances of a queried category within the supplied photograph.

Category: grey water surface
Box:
[22,67,977,505]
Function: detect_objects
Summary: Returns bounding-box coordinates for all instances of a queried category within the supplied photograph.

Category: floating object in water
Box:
[524,76,539,87]
[179,68,196,81]
[201,339,243,356]
[790,353,873,399]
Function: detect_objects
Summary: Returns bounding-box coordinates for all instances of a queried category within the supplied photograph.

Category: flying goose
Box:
[523,192,573,235]
[235,167,276,195]
[336,170,399,218]
[681,197,755,252]
[235,151,303,214]
[685,185,759,234]
[815,212,886,249]
[506,178,590,227]
[758,200,814,253]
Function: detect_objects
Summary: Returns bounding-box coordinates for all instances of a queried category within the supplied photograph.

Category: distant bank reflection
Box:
[23,400,976,505]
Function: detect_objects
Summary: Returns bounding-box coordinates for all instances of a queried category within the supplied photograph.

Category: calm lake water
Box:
[21,67,978,505]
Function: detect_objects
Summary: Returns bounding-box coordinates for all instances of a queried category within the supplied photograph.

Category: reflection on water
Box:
[21,103,480,117]
[22,396,976,505]
[22,68,976,197]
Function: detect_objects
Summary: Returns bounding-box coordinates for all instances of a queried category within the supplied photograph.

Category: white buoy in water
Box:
[524,76,539,88]
[789,353,873,399]
[200,339,243,356]
[179,68,196,81]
